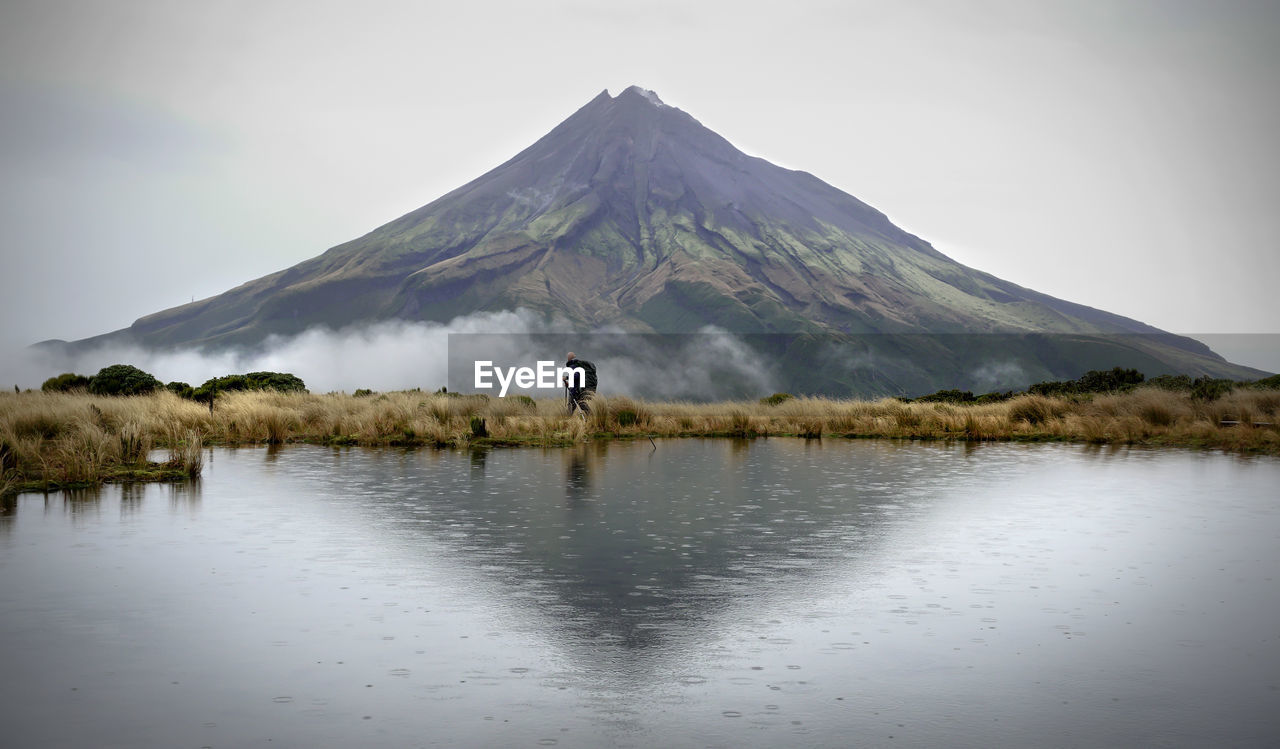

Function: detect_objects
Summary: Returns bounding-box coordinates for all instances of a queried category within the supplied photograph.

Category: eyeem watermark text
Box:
[474,361,585,397]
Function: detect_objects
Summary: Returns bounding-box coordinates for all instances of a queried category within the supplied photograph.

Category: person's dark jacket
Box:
[565,358,597,391]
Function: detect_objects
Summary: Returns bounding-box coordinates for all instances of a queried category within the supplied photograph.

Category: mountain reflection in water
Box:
[2,440,1278,748]
[330,439,932,657]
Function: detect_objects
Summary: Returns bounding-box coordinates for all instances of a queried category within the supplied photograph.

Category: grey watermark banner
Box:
[447,332,1277,401]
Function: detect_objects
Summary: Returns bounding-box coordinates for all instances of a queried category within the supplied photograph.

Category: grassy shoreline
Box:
[3,387,1278,496]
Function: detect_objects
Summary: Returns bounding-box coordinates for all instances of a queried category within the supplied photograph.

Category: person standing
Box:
[562,351,597,414]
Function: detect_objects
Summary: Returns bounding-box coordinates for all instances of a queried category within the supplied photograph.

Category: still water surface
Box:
[2,440,1278,748]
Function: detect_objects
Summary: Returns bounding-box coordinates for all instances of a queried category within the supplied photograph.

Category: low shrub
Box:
[1147,374,1193,391]
[1250,374,1280,390]
[191,371,308,402]
[42,373,91,392]
[88,365,162,397]
[166,381,194,399]
[1030,367,1145,397]
[912,388,975,404]
[1191,376,1233,402]
[1077,367,1145,393]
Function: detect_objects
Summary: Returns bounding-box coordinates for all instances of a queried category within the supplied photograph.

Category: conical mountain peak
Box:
[564,85,689,137]
[617,85,666,107]
[77,87,1256,393]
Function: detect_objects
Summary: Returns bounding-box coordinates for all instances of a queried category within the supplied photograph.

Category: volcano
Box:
[70,86,1261,395]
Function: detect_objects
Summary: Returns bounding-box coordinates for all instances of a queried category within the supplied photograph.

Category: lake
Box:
[2,440,1278,748]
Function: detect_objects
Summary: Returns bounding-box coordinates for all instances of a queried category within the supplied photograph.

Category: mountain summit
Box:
[76,86,1258,393]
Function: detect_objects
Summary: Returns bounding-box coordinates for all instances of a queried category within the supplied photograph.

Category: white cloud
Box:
[1,312,780,400]
[2,310,545,393]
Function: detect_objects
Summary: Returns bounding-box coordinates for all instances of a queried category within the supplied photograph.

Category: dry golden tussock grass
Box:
[2,386,1278,494]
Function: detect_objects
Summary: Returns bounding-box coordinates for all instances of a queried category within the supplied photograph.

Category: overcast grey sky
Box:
[2,1,1277,373]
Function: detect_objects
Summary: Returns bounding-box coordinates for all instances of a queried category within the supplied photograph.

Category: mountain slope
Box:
[74,86,1260,393]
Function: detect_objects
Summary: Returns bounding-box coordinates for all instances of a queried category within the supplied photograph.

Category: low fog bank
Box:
[3,312,1274,400]
[448,331,780,401]
[0,310,780,400]
[1,311,543,394]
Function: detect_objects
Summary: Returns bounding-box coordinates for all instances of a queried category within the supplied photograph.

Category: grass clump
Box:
[1007,394,1066,426]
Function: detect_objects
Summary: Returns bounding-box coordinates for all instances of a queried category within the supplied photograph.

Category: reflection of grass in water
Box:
[2,386,1279,493]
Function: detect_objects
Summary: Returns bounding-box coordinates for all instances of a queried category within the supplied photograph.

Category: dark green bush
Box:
[242,371,307,392]
[190,371,308,401]
[196,371,306,394]
[1250,373,1280,390]
[353,389,375,397]
[511,394,536,409]
[88,365,162,396]
[761,392,793,406]
[1029,367,1145,397]
[166,381,194,399]
[1077,367,1144,392]
[469,415,488,438]
[1027,379,1075,397]
[41,372,91,392]
[913,389,975,404]
[616,409,639,427]
[1191,376,1233,401]
[1147,374,1193,391]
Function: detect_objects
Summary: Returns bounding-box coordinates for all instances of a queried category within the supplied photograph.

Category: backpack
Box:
[572,359,598,390]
